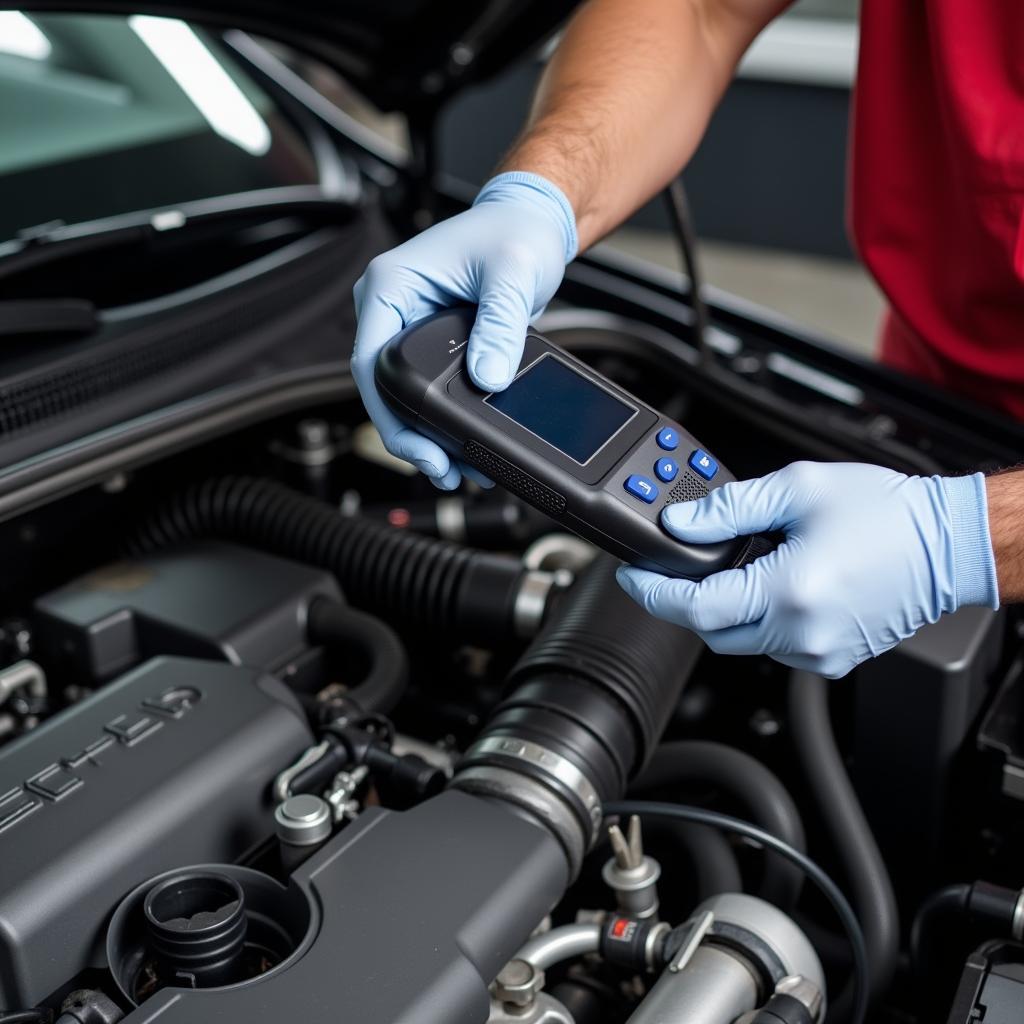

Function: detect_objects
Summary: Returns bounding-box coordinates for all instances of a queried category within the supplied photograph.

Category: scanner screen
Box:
[485,354,636,464]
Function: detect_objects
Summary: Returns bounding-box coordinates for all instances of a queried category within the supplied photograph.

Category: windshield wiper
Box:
[0,184,359,284]
[0,298,98,339]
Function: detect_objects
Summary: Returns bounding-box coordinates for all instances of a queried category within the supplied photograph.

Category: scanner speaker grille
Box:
[463,440,567,517]
[667,473,709,504]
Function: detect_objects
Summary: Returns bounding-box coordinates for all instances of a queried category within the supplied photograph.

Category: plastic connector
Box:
[58,990,123,1024]
[289,726,446,810]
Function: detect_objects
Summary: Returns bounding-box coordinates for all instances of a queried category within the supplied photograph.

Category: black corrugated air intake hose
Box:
[788,670,899,1014]
[453,555,704,876]
[128,477,549,641]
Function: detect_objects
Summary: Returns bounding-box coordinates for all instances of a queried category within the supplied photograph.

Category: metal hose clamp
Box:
[273,740,332,804]
[462,736,603,834]
[1012,888,1024,942]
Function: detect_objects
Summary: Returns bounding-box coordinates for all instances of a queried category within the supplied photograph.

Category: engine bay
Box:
[1,319,1023,1024]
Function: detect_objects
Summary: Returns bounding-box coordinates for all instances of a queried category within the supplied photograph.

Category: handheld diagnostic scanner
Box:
[376,307,763,579]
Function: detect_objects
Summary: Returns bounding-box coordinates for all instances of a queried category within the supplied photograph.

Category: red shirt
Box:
[851,0,1024,419]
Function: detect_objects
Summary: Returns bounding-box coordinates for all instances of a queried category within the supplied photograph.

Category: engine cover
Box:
[33,541,341,682]
[110,791,567,1024]
[0,656,312,1007]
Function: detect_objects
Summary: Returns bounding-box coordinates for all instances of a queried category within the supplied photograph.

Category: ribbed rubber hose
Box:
[631,740,806,907]
[788,670,899,1011]
[128,477,526,639]
[454,556,705,871]
[505,555,703,775]
[306,598,409,716]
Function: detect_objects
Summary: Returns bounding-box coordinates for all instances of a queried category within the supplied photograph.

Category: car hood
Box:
[7,0,579,112]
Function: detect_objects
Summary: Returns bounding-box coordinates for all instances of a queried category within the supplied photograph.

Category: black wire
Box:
[604,799,869,1024]
[664,175,713,370]
[0,1010,54,1023]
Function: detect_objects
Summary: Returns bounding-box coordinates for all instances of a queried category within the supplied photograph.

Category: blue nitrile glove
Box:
[351,171,578,490]
[617,462,998,678]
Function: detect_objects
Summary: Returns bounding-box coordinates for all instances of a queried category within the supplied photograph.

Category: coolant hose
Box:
[454,555,704,876]
[910,883,970,978]
[670,823,742,899]
[306,598,408,716]
[788,670,898,1008]
[631,740,806,907]
[129,477,547,641]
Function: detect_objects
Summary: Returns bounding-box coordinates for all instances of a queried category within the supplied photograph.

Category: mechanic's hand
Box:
[352,171,578,489]
[617,462,998,678]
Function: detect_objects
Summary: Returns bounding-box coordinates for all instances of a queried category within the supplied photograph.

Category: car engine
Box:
[0,327,1021,1024]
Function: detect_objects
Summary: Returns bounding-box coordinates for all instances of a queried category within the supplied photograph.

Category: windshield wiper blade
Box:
[0,184,358,283]
[0,298,98,339]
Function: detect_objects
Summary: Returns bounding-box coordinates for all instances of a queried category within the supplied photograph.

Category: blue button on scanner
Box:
[656,427,679,451]
[688,449,719,480]
[654,458,678,483]
[624,475,659,504]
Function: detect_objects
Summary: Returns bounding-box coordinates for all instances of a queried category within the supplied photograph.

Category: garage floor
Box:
[603,227,884,359]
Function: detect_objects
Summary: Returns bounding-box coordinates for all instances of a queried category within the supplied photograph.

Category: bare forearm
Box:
[986,470,1024,601]
[500,0,789,249]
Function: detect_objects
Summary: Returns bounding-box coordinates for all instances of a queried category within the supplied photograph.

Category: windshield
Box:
[0,12,319,244]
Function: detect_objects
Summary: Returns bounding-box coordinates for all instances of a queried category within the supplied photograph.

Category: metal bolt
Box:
[493,958,544,1009]
[274,793,332,847]
[749,708,780,738]
[298,419,330,449]
[325,765,369,822]
[101,472,130,493]
[450,42,474,67]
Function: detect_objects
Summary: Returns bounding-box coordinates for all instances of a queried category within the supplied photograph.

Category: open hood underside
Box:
[6,1,579,111]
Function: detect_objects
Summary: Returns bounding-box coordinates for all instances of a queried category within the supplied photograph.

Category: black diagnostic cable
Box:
[664,175,713,370]
[663,181,787,570]
[604,799,869,1024]
[664,175,948,478]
